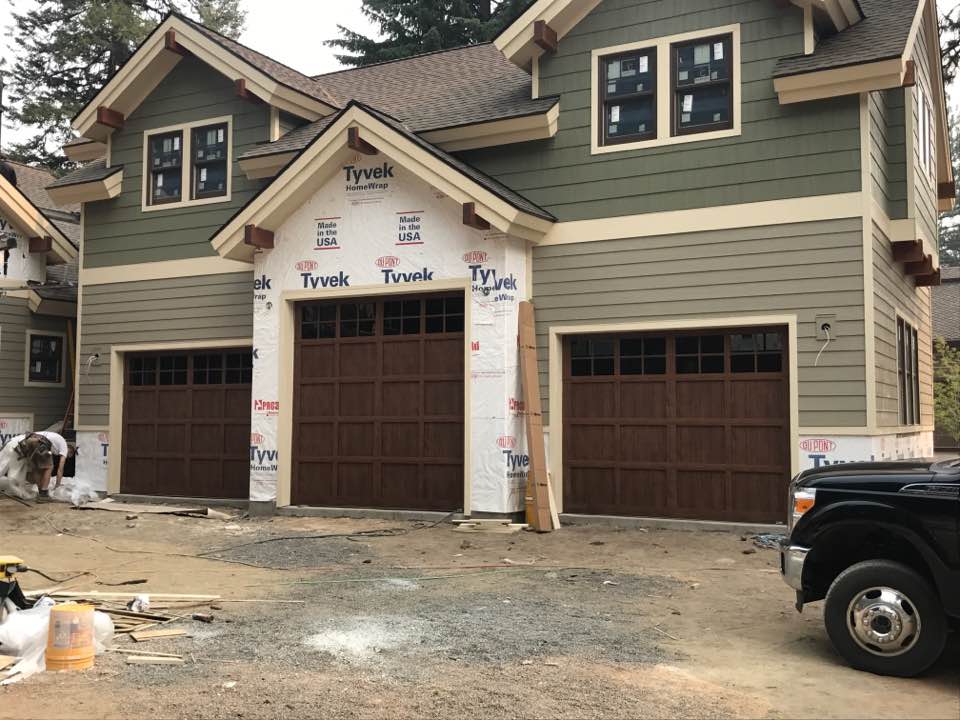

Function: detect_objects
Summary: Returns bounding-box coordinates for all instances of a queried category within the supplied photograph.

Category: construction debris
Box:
[130,628,190,642]
[453,519,527,534]
[126,655,184,666]
[77,500,232,520]
[191,613,214,623]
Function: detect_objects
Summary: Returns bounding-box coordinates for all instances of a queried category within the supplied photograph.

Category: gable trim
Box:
[494,0,603,67]
[0,174,77,265]
[72,15,336,141]
[46,167,124,207]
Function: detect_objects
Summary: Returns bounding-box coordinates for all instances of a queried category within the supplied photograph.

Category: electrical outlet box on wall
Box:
[814,314,837,341]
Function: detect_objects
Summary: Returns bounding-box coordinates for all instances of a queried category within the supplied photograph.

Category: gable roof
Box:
[212,101,554,261]
[775,0,921,78]
[0,164,78,263]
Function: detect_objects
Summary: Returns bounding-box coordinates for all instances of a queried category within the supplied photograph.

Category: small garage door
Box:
[293,293,464,509]
[121,349,252,498]
[563,328,789,522]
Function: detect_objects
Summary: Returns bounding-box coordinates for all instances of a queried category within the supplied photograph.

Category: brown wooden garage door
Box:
[293,293,464,509]
[121,350,252,498]
[563,328,789,523]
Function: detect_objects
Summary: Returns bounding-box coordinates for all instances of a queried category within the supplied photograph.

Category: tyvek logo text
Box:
[301,271,350,289]
[469,264,517,302]
[344,163,393,192]
[382,267,434,284]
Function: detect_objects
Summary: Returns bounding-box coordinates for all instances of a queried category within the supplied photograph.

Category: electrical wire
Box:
[814,326,832,367]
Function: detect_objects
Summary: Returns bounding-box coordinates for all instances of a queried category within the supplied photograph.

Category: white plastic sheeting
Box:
[250,155,530,513]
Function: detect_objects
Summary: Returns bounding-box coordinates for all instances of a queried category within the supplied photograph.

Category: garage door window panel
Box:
[571,337,615,376]
[676,334,724,374]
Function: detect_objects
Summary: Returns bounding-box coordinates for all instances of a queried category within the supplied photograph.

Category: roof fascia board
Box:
[73,16,334,140]
[27,290,77,318]
[774,57,905,103]
[63,140,108,162]
[213,105,551,260]
[420,104,560,151]
[495,0,603,67]
[46,169,124,207]
[0,175,76,264]
[922,0,954,196]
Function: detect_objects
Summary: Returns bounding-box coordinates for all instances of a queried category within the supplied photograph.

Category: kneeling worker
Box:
[9,431,72,498]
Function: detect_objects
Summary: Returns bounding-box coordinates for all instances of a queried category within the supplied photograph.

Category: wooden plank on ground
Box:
[126,655,185,665]
[518,301,555,532]
[0,655,18,670]
[77,501,206,515]
[30,590,220,601]
[130,628,190,642]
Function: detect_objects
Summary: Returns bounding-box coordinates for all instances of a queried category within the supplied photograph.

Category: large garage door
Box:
[121,350,252,498]
[563,328,789,522]
[293,293,464,509]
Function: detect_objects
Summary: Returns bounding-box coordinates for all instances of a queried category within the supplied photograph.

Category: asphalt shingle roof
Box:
[775,0,920,78]
[934,266,960,342]
[47,160,122,189]
[4,160,78,213]
[242,43,556,161]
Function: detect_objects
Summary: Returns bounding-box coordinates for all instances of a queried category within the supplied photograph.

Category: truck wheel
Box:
[824,559,947,677]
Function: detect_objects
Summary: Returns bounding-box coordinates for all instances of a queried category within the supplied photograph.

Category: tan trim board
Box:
[75,425,109,432]
[859,94,878,432]
[239,151,297,179]
[64,139,107,163]
[590,24,742,155]
[0,174,77,265]
[799,426,934,436]
[27,291,77,318]
[82,256,254,285]
[775,59,907,105]
[141,115,233,212]
[547,314,800,514]
[47,169,123,207]
[275,279,472,513]
[24,328,68,389]
[74,205,86,431]
[540,192,862,246]
[420,105,560,152]
[495,0,603,67]
[106,337,254,495]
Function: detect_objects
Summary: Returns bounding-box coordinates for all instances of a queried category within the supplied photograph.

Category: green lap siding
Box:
[868,89,907,220]
[908,17,940,251]
[461,0,861,222]
[532,218,868,428]
[0,297,73,429]
[83,56,270,268]
[76,273,254,427]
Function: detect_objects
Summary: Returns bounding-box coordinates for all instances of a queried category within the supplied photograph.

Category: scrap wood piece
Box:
[130,628,190,642]
[77,501,207,515]
[518,300,556,532]
[33,590,220,601]
[108,648,182,659]
[453,522,524,534]
[126,655,185,665]
[0,656,18,670]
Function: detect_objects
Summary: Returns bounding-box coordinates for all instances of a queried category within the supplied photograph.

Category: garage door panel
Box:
[300,383,336,416]
[224,424,249,456]
[158,391,191,419]
[125,458,156,493]
[568,424,617,461]
[126,391,157,421]
[729,379,785,419]
[189,459,220,493]
[189,423,222,453]
[569,382,616,418]
[383,381,420,416]
[619,468,669,513]
[224,389,250,418]
[620,425,668,462]
[424,380,463,416]
[125,424,156,454]
[383,342,421,376]
[155,424,186,454]
[293,294,464,509]
[677,425,726,464]
[676,381,724,418]
[381,422,420,457]
[619,382,668,418]
[339,382,375,416]
[339,422,375,456]
[191,389,223,418]
[339,343,378,377]
[564,328,787,522]
[300,345,336,379]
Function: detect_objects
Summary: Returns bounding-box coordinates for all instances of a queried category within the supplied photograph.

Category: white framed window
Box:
[591,24,741,155]
[896,315,920,426]
[917,82,936,183]
[141,115,233,212]
[24,329,66,388]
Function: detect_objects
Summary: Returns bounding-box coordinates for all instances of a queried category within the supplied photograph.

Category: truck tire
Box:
[824,559,947,677]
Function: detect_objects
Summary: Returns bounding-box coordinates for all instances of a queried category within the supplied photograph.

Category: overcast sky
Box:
[0,0,379,145]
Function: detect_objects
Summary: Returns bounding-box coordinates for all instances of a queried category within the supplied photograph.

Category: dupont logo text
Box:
[800,438,837,453]
[463,250,488,264]
[497,435,516,450]
[295,260,318,272]
[376,256,400,269]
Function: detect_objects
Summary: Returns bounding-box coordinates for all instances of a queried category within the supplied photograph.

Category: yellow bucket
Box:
[45,603,95,671]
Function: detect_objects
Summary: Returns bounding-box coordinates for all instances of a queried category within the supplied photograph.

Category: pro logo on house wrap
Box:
[254,399,279,416]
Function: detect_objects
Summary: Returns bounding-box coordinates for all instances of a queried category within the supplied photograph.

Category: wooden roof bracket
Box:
[904,254,934,277]
[533,20,558,54]
[244,224,274,249]
[915,269,941,287]
[235,79,263,103]
[891,239,924,264]
[164,30,188,56]
[901,60,916,87]
[96,106,124,131]
[347,127,377,155]
[28,236,53,254]
[462,202,490,230]
[938,181,956,200]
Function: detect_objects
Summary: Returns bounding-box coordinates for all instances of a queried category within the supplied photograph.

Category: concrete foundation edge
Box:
[560,513,786,534]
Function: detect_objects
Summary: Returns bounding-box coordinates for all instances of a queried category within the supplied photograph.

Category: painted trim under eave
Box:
[64,140,108,163]
[239,151,298,180]
[47,169,124,207]
[27,291,77,318]
[0,174,77,265]
[494,0,603,68]
[211,103,554,262]
[774,57,907,104]
[420,105,560,152]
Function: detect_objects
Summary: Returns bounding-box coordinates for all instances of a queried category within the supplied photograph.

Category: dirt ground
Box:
[0,499,957,720]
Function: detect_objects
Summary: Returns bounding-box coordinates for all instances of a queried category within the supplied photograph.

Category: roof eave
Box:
[46,168,124,207]
[494,0,603,68]
[774,57,907,104]
[420,103,560,152]
[0,175,77,265]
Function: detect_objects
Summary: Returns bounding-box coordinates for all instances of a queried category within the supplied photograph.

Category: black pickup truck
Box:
[780,458,959,677]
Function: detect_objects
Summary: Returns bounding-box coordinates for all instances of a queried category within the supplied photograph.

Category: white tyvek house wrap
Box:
[0,212,45,284]
[74,429,110,491]
[797,431,934,471]
[249,155,529,513]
